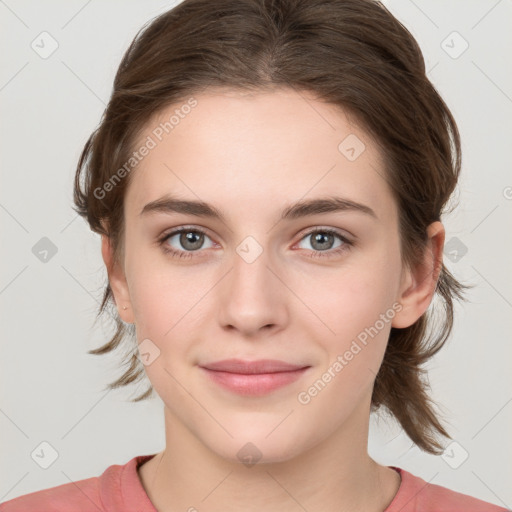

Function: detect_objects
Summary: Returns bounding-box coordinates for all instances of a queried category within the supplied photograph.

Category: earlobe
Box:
[101,235,134,323]
[391,221,445,329]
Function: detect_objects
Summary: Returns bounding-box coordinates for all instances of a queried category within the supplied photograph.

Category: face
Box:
[105,87,437,464]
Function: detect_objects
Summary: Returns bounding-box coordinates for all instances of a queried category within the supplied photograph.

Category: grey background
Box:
[1,0,511,507]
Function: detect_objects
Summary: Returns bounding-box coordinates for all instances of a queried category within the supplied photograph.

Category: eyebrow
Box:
[140,194,377,221]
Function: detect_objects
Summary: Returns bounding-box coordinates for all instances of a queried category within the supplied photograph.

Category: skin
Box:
[102,87,445,512]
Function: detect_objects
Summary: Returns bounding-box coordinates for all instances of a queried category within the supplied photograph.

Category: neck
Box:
[138,400,401,512]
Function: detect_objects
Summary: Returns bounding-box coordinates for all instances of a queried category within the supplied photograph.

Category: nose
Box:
[216,242,288,337]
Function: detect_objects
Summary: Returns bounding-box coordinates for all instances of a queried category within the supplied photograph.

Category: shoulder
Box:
[0,454,157,512]
[386,467,509,512]
[0,475,101,512]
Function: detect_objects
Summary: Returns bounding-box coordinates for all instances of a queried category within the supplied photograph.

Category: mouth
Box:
[199,359,311,396]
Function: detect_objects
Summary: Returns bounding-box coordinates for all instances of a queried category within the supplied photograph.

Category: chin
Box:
[203,428,310,466]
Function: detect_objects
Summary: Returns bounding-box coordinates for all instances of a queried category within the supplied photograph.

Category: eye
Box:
[159,227,214,259]
[296,228,353,259]
[158,226,353,260]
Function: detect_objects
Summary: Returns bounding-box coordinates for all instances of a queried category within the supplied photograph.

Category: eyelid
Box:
[158,224,354,257]
[297,225,354,241]
[159,224,214,239]
[158,225,218,248]
[159,224,353,244]
[293,226,353,251]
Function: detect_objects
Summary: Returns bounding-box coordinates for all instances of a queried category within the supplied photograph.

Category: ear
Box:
[391,221,445,329]
[101,235,134,324]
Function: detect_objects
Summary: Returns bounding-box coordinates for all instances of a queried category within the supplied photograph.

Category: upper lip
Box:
[200,359,309,374]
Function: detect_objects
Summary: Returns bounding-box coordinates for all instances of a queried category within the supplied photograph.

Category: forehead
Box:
[126,88,395,223]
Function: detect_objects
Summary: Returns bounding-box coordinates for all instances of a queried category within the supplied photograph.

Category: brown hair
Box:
[73,0,469,454]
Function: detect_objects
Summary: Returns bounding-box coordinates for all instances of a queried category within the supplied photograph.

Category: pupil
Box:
[182,231,202,249]
[314,232,332,250]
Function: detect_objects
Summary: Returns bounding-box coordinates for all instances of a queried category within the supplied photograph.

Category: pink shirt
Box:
[1,454,508,511]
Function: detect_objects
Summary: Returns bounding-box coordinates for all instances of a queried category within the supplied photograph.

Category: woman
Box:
[1,0,507,510]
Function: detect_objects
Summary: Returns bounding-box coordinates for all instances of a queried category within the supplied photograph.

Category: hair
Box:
[73,0,470,455]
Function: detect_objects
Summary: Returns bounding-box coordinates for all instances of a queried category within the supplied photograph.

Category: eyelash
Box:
[157,226,353,260]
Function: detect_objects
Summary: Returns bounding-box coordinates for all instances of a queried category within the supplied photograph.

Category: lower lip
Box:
[200,367,309,396]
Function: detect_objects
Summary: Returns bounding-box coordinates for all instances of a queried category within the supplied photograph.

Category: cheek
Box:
[131,280,200,347]
[295,257,401,339]
[124,251,217,371]
[124,241,193,329]
[125,263,199,398]
[292,250,402,396]
[294,268,400,414]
